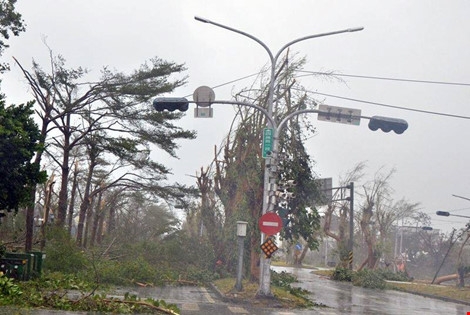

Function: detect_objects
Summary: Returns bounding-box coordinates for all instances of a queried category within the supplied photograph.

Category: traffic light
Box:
[277,207,290,227]
[153,97,189,112]
[436,211,450,217]
[368,116,408,134]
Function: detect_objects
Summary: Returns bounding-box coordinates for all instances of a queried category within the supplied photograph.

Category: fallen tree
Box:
[434,272,470,285]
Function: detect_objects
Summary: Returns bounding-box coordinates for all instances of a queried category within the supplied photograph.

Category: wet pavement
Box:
[1,267,469,314]
[273,266,469,315]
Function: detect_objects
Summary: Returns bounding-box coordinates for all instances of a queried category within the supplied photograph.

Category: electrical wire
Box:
[310,91,470,120]
[298,71,470,87]
[184,69,470,119]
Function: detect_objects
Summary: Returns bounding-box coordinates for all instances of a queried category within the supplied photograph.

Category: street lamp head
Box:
[348,27,365,32]
[194,16,211,23]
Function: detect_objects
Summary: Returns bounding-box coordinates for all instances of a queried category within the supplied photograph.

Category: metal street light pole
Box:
[195,16,363,296]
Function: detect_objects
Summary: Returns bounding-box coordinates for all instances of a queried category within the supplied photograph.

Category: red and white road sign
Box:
[258,212,283,235]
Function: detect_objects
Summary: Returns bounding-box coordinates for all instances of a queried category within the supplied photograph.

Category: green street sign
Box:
[262,128,273,158]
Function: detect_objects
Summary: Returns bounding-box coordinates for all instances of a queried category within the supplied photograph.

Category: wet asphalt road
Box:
[273,266,469,315]
[1,267,468,314]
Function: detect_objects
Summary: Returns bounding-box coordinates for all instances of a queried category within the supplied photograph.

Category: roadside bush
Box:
[352,269,386,289]
[271,270,313,306]
[376,269,412,282]
[184,265,217,283]
[272,270,298,288]
[91,256,167,286]
[43,227,87,273]
[331,267,353,282]
[0,273,22,301]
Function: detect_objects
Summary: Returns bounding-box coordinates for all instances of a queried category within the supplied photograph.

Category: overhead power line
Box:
[311,91,470,120]
[299,71,470,87]
[183,70,470,120]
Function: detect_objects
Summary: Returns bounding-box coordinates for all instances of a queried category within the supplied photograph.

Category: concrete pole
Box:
[235,236,245,291]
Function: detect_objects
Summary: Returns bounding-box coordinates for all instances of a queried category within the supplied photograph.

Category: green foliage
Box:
[0,273,22,301]
[43,227,87,273]
[277,117,322,251]
[183,266,218,283]
[156,231,216,272]
[12,273,180,313]
[271,270,298,287]
[37,224,218,286]
[331,267,353,282]
[331,267,405,289]
[0,100,46,212]
[271,270,314,307]
[352,269,386,289]
[375,269,412,282]
[0,0,25,71]
[91,256,164,286]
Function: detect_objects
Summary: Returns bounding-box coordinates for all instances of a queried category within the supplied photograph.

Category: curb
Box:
[392,287,470,306]
[208,283,285,308]
[208,282,246,304]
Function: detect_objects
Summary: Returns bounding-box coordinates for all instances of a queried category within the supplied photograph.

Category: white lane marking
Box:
[201,287,215,303]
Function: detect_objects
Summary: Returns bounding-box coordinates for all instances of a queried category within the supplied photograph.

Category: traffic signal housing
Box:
[368,116,408,134]
[153,97,189,112]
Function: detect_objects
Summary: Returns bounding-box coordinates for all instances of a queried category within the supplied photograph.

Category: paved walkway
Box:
[112,285,321,315]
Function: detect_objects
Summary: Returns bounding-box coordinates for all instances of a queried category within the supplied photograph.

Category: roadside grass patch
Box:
[212,275,318,309]
[387,281,470,302]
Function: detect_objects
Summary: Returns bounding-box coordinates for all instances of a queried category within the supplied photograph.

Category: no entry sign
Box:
[258,212,283,235]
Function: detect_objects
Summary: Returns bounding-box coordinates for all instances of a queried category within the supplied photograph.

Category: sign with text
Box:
[262,128,274,158]
[317,105,361,126]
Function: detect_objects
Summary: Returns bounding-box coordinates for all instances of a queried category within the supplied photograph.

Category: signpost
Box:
[262,128,273,158]
[258,212,282,235]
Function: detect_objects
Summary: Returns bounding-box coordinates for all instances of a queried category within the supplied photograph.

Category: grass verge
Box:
[212,277,321,309]
[387,281,470,304]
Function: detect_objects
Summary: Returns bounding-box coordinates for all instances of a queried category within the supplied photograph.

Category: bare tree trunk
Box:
[83,196,95,248]
[296,245,309,266]
[108,202,116,234]
[97,205,106,245]
[57,114,72,226]
[40,175,55,251]
[76,156,96,246]
[250,236,260,281]
[90,189,105,247]
[67,161,79,235]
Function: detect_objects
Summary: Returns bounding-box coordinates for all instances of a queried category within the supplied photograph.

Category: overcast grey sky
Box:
[2,1,470,233]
